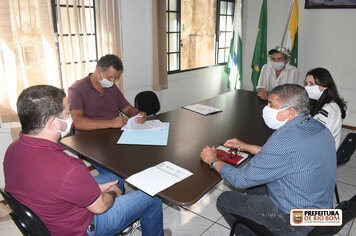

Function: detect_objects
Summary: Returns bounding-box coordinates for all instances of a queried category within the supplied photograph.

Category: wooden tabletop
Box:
[61,90,273,206]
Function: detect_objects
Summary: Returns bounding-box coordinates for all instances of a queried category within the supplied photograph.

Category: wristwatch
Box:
[209,159,219,169]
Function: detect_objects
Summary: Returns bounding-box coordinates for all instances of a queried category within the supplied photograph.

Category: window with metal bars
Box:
[51,0,98,84]
[166,0,235,73]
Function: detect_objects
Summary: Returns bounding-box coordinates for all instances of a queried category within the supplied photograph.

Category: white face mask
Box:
[56,114,73,138]
[271,61,285,71]
[305,85,324,100]
[262,106,289,130]
[99,72,114,88]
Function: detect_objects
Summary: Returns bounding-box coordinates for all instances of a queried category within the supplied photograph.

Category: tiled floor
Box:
[1,128,355,236]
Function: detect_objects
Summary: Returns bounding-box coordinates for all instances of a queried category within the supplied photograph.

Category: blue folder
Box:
[117,122,170,146]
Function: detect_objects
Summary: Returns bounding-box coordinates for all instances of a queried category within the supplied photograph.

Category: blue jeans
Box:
[87,172,164,236]
[217,185,313,236]
[91,162,124,191]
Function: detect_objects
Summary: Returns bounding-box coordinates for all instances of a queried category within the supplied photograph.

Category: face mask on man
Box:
[99,72,114,88]
[271,61,285,71]
[262,106,289,130]
[305,85,324,100]
[56,114,73,138]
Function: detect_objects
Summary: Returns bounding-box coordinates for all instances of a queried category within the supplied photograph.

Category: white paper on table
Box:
[121,114,166,131]
[183,104,222,115]
[126,161,193,196]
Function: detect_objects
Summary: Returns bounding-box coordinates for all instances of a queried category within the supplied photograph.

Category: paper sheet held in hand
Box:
[182,104,222,115]
[126,161,193,196]
[121,114,166,131]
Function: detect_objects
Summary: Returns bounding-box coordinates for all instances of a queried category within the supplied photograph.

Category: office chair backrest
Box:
[134,91,160,116]
[0,189,50,236]
[308,194,356,236]
[337,133,356,166]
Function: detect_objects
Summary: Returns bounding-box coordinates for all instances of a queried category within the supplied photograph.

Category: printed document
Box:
[126,161,193,196]
[121,114,166,131]
[183,104,222,115]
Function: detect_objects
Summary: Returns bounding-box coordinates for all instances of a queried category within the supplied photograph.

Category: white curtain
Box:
[0,0,59,120]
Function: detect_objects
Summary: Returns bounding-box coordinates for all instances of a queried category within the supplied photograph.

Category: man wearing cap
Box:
[256,46,301,100]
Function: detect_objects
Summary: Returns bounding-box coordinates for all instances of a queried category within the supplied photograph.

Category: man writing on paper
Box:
[257,46,301,100]
[68,54,147,135]
[201,84,336,235]
[4,85,164,236]
[68,54,147,175]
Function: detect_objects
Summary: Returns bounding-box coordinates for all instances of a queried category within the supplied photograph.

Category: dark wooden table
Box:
[61,90,273,206]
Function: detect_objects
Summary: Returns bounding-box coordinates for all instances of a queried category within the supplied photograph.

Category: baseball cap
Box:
[268,46,290,58]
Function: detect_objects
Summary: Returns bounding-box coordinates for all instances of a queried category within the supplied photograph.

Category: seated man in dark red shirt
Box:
[68,54,147,135]
[68,54,147,175]
[4,85,164,236]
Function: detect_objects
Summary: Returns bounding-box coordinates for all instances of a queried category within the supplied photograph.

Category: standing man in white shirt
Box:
[257,46,301,100]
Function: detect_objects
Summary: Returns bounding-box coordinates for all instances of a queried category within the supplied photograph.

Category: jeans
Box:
[87,172,164,236]
[91,162,124,191]
[217,185,313,236]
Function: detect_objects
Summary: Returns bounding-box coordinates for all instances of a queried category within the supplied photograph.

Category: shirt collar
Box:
[275,115,310,133]
[19,132,67,151]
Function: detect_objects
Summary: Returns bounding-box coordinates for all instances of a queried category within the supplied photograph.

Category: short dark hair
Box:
[270,84,310,116]
[306,67,346,118]
[17,85,66,135]
[97,54,123,72]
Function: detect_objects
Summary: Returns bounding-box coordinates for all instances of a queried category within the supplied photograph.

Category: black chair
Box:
[134,91,160,116]
[0,188,50,236]
[335,133,356,203]
[229,194,356,236]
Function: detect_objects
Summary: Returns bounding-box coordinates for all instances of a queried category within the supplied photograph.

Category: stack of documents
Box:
[118,115,170,146]
[183,104,222,115]
[126,161,193,196]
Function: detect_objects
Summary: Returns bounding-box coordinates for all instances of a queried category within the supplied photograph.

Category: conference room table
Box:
[61,89,274,206]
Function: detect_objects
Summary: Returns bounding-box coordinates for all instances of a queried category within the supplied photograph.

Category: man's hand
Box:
[200,145,217,165]
[257,88,268,100]
[98,180,122,197]
[224,138,246,150]
[110,115,128,128]
[135,111,147,124]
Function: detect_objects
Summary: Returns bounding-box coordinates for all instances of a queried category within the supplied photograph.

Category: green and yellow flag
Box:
[251,0,267,92]
[282,0,299,67]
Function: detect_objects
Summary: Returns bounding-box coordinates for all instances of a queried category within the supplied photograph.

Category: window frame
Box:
[51,0,98,70]
[166,0,235,74]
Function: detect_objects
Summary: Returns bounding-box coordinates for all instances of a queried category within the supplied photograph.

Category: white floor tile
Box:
[162,205,214,236]
[337,165,356,186]
[0,215,21,236]
[347,219,356,236]
[336,218,354,236]
[216,215,230,229]
[201,222,230,235]
[335,182,356,204]
[183,188,223,222]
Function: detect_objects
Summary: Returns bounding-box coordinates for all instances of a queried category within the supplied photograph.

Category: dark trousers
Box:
[217,185,313,236]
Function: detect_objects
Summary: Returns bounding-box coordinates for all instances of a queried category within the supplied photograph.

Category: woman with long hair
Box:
[305,67,347,148]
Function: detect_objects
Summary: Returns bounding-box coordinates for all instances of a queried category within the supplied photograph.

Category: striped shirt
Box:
[256,64,301,92]
[220,115,336,213]
[313,102,342,148]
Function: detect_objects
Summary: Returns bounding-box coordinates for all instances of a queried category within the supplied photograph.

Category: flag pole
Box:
[281,0,295,46]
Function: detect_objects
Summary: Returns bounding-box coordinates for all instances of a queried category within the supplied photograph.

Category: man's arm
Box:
[121,105,147,124]
[71,110,128,131]
[86,181,122,214]
[224,138,262,155]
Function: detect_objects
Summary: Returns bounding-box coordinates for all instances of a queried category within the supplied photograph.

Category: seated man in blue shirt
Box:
[201,84,336,235]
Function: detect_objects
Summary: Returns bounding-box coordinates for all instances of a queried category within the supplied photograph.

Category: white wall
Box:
[242,0,356,127]
[120,0,229,114]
